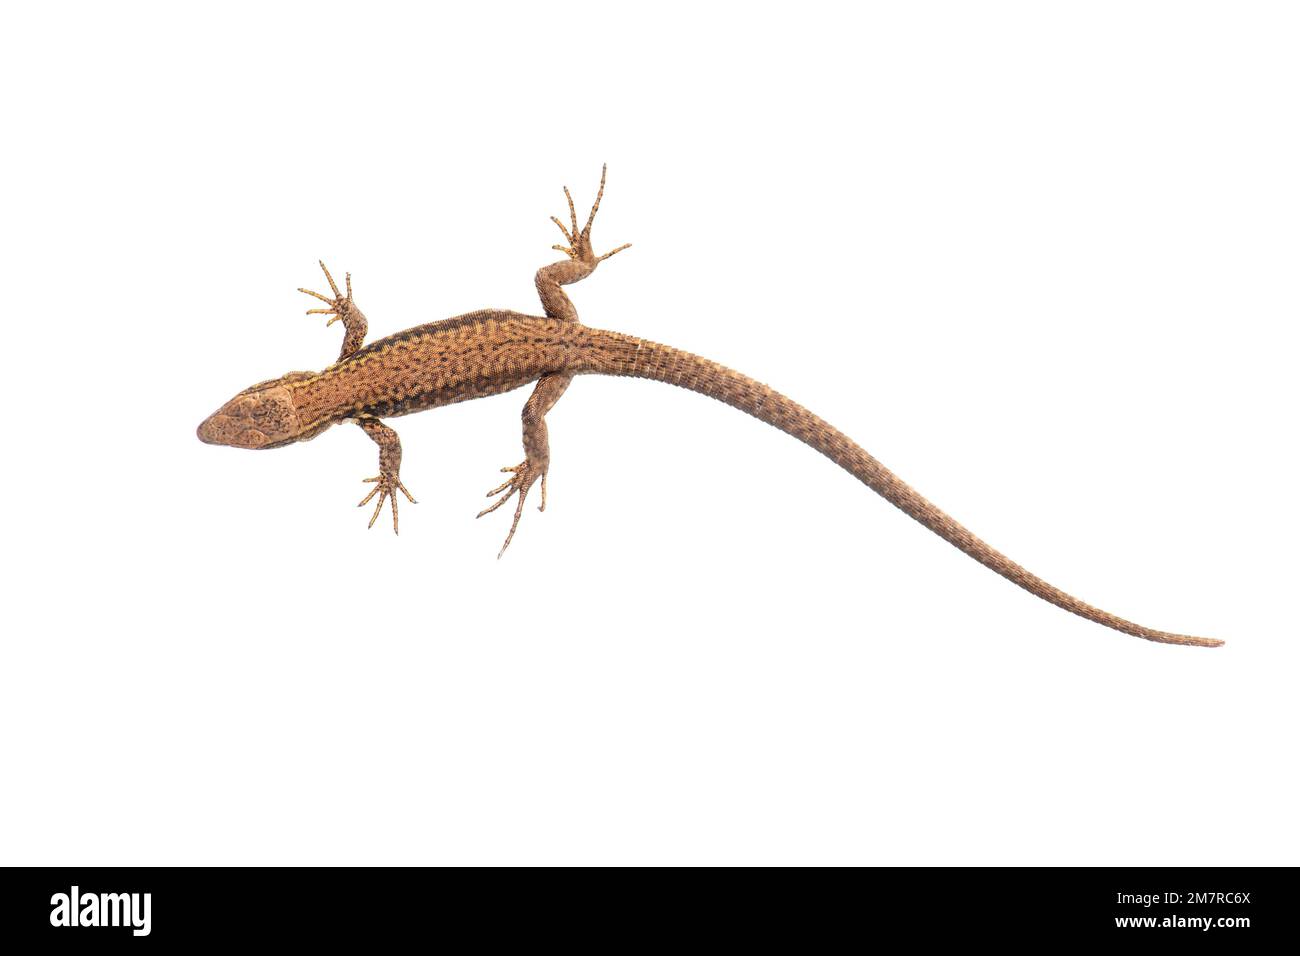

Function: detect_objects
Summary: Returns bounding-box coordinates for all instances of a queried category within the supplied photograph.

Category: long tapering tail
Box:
[584,329,1221,647]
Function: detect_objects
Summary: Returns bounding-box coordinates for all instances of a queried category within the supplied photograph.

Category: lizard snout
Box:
[197,411,268,448]
[197,383,299,448]
[196,415,219,444]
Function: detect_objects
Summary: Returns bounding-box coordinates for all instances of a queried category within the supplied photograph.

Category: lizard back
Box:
[292,310,581,422]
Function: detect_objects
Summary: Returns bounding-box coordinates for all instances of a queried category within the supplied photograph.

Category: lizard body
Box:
[199,167,1222,648]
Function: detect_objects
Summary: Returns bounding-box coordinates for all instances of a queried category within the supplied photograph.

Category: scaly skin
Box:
[198,167,1222,648]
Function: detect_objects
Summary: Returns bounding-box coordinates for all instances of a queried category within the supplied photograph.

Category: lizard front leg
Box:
[477,372,573,557]
[356,418,416,534]
[298,260,369,362]
[535,164,631,322]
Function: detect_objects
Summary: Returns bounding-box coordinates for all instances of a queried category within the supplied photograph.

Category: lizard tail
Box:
[586,330,1222,648]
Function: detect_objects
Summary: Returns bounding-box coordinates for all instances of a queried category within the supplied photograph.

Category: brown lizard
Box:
[198,166,1222,648]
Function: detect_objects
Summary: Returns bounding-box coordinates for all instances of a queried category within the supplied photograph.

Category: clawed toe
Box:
[476,462,544,557]
[358,474,417,534]
[548,164,631,264]
[298,260,354,326]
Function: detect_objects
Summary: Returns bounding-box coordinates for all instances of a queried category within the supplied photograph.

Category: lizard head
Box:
[197,376,306,449]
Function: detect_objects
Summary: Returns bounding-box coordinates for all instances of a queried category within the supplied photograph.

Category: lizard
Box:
[197,166,1222,648]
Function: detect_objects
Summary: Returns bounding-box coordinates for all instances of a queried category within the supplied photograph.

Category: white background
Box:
[2,2,1297,865]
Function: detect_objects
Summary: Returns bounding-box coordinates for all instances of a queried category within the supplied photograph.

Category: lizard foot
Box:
[298,259,355,327]
[549,164,632,265]
[358,473,417,535]
[476,461,547,558]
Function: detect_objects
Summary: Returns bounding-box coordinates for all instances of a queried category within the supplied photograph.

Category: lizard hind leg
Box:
[535,165,631,321]
[476,461,544,558]
[548,164,632,263]
[476,372,572,557]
